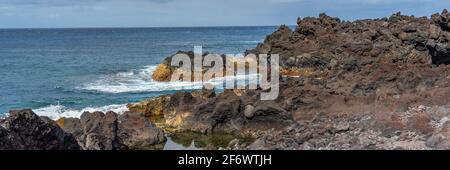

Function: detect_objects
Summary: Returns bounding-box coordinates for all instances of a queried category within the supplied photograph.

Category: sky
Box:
[0,0,448,28]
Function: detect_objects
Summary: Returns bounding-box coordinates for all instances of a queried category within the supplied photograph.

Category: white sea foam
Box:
[32,103,129,120]
[240,40,263,44]
[0,112,8,119]
[2,66,258,120]
[5,65,259,120]
[80,65,259,93]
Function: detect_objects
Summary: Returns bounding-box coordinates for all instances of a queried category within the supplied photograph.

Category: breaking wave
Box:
[79,65,258,93]
[32,103,129,120]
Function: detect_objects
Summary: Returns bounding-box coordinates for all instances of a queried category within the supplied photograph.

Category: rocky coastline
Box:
[2,10,450,150]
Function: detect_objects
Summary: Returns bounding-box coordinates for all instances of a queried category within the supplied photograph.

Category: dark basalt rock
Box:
[250,10,450,67]
[117,111,166,149]
[432,9,450,31]
[57,117,83,140]
[145,10,450,150]
[0,109,80,150]
[58,111,166,150]
[129,89,293,134]
[79,111,120,150]
[6,10,450,150]
[427,39,450,65]
[0,126,14,150]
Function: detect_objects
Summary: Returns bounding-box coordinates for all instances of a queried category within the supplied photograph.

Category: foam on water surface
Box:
[80,65,259,93]
[32,103,129,120]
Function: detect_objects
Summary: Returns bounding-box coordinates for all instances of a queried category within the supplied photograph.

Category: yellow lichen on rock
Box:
[165,111,193,131]
[151,64,173,82]
[56,118,65,128]
[127,95,171,117]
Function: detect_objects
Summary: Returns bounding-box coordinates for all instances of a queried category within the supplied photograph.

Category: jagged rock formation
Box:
[128,89,293,134]
[4,10,450,150]
[0,110,80,150]
[57,111,166,150]
[250,11,450,67]
[0,110,166,150]
[152,10,450,81]
[145,10,450,150]
[237,10,450,150]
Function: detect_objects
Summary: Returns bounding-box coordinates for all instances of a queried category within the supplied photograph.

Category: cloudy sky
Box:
[0,0,448,28]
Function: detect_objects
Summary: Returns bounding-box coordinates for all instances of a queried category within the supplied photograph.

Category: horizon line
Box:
[0,24,297,30]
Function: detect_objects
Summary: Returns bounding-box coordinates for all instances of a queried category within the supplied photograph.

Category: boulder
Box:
[117,112,166,149]
[427,41,450,65]
[57,117,83,138]
[429,25,441,39]
[432,9,450,31]
[58,111,166,150]
[79,111,120,150]
[169,90,244,134]
[152,64,173,82]
[0,109,80,150]
[150,51,229,82]
[244,105,256,118]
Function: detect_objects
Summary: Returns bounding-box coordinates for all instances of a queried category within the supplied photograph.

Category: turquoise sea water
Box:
[0,26,278,119]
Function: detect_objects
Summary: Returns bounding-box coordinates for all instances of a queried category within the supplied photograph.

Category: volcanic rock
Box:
[117,111,166,149]
[0,109,80,150]
[58,111,166,150]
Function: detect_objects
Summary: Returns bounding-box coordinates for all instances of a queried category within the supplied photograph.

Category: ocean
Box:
[0,26,278,119]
